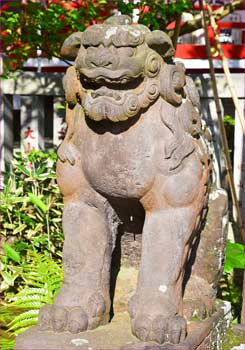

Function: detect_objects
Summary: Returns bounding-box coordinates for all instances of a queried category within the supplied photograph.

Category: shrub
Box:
[0,151,64,349]
[0,250,63,350]
[0,150,64,262]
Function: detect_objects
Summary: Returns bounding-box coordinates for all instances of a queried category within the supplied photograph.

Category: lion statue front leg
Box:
[38,175,114,333]
[38,107,114,333]
[129,152,208,344]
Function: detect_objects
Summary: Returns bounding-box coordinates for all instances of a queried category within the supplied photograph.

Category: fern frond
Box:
[12,288,47,298]
[23,281,46,288]
[0,337,15,350]
[8,317,38,332]
[12,295,48,308]
[10,301,43,309]
[8,309,39,328]
[3,251,63,340]
[13,326,33,335]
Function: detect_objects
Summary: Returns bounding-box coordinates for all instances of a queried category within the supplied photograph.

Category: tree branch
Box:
[172,14,182,49]
[39,46,72,66]
[167,0,244,38]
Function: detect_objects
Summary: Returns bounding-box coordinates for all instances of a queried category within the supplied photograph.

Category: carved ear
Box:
[145,31,175,59]
[60,32,83,60]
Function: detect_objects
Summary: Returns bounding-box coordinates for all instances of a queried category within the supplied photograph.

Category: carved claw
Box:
[67,307,88,334]
[57,142,79,165]
[131,313,187,344]
[132,315,152,342]
[151,315,168,344]
[52,306,68,332]
[86,293,106,318]
[183,298,216,320]
[38,292,108,334]
[168,315,187,344]
[38,304,53,331]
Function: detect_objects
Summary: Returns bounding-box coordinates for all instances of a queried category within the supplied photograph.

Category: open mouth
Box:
[80,74,144,93]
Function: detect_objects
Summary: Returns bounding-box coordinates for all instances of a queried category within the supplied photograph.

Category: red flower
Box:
[63,2,78,10]
[77,0,87,8]
[0,4,9,12]
[48,0,65,4]
[1,31,9,37]
[139,5,150,14]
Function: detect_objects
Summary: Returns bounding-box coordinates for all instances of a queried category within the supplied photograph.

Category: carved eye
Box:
[127,29,143,46]
[112,30,128,47]
[112,27,143,47]
[83,26,104,47]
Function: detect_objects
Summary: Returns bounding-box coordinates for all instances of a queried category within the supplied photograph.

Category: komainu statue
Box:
[35,15,227,346]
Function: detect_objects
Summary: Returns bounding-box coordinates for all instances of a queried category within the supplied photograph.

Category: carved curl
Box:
[159,62,186,107]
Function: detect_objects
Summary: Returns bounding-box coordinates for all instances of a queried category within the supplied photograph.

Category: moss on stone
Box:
[222,326,244,349]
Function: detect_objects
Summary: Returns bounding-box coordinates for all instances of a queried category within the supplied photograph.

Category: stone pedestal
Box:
[15,264,231,350]
[15,301,231,350]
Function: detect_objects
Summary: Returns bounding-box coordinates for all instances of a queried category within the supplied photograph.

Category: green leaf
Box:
[3,223,16,230]
[14,164,31,176]
[224,115,235,127]
[1,271,18,286]
[3,244,21,263]
[13,224,27,235]
[28,193,48,213]
[8,310,39,331]
[224,240,245,273]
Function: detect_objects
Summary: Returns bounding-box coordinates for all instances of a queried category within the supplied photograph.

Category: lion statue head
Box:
[61,15,197,122]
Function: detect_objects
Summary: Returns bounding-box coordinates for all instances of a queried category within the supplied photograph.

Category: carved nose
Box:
[91,55,112,67]
[87,48,115,68]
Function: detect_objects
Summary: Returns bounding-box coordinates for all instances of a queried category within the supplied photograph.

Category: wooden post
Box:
[199,0,244,243]
[20,95,45,153]
[242,269,245,324]
[201,97,223,188]
[233,99,244,226]
[20,96,38,152]
[206,2,245,134]
[172,14,182,49]
[53,97,66,148]
[32,95,45,150]
[1,95,14,174]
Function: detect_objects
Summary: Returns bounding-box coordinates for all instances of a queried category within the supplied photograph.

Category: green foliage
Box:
[219,272,243,323]
[3,244,21,263]
[1,0,193,72]
[0,151,64,348]
[118,0,192,31]
[223,114,235,160]
[224,240,245,273]
[0,150,64,261]
[224,115,235,127]
[0,0,116,71]
[218,240,244,322]
[0,251,63,350]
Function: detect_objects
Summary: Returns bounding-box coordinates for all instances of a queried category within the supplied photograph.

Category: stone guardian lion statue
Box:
[37,15,221,345]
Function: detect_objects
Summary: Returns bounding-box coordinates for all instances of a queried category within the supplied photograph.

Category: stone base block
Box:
[15,302,231,350]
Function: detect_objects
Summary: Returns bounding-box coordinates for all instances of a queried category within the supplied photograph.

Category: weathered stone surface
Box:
[15,14,228,349]
[15,302,231,350]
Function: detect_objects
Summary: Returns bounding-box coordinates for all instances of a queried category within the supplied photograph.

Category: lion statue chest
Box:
[81,99,166,198]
